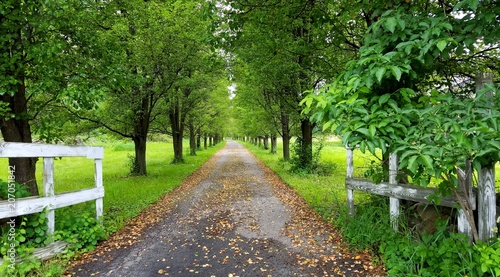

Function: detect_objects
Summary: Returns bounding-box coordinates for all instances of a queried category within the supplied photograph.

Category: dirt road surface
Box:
[69,140,384,277]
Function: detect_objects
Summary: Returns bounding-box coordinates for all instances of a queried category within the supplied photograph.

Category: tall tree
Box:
[0,0,108,195]
[162,1,225,163]
[70,0,203,174]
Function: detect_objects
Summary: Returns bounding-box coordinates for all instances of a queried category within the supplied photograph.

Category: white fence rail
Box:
[0,142,104,235]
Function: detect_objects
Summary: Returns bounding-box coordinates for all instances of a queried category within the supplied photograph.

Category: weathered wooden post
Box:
[476,72,496,242]
[457,161,474,241]
[346,147,355,216]
[479,167,496,241]
[43,157,55,235]
[389,153,400,231]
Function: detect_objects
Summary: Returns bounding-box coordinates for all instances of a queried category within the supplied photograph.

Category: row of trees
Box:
[222,0,498,163]
[0,0,230,196]
[219,0,365,168]
[221,0,499,241]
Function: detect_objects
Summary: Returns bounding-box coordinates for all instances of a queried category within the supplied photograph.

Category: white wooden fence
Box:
[346,149,497,242]
[0,142,104,261]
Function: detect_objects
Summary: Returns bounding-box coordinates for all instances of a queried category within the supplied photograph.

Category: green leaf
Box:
[369,124,376,138]
[378,94,391,105]
[488,141,500,150]
[360,140,366,153]
[379,138,387,154]
[408,155,419,173]
[346,93,359,104]
[366,140,376,154]
[322,121,333,132]
[420,154,434,170]
[376,67,386,83]
[436,40,447,52]
[378,119,391,128]
[390,66,402,81]
[481,263,488,273]
[356,127,370,137]
[341,131,352,143]
[385,17,397,33]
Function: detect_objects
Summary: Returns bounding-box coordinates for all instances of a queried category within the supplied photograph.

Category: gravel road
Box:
[69,140,384,277]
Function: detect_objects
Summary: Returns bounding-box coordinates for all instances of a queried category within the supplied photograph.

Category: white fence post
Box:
[389,153,400,232]
[43,157,55,235]
[346,147,355,216]
[94,158,103,224]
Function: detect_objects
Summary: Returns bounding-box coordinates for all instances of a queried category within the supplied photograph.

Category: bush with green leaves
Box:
[476,237,500,276]
[335,197,500,276]
[0,178,106,276]
[1,213,49,276]
[55,211,107,253]
[0,180,30,200]
[290,138,334,176]
[381,221,482,277]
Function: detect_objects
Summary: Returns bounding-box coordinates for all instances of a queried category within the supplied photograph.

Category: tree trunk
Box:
[271,135,277,154]
[210,136,214,147]
[204,134,208,149]
[130,95,151,175]
[172,131,184,163]
[132,135,147,175]
[0,80,38,196]
[263,135,269,150]
[196,133,201,150]
[169,101,184,163]
[300,119,314,168]
[189,125,196,156]
[281,112,290,161]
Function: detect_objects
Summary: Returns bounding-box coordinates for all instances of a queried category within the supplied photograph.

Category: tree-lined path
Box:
[69,141,384,277]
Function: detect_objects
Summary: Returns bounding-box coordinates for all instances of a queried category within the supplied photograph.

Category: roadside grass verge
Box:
[0,140,225,276]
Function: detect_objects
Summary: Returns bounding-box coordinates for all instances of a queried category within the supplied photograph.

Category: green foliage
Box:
[54,212,106,253]
[127,154,139,175]
[289,138,334,176]
[333,195,394,250]
[303,0,500,204]
[363,160,387,184]
[381,221,482,277]
[0,180,30,200]
[1,213,49,276]
[476,237,500,276]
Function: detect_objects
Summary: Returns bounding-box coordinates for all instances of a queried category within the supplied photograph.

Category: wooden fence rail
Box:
[0,142,104,262]
[346,148,496,242]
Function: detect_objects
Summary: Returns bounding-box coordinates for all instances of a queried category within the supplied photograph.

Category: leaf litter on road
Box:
[68,141,385,277]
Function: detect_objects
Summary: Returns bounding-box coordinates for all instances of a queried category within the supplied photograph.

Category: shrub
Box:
[476,237,500,276]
